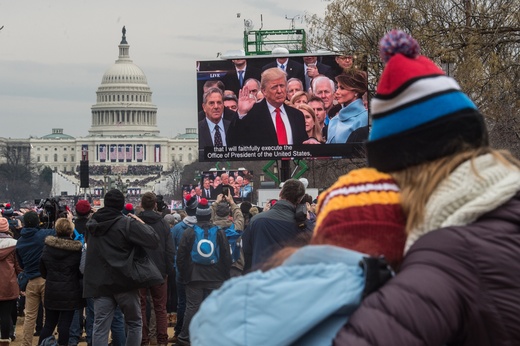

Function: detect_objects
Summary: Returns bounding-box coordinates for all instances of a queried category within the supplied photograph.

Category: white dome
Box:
[88,28,159,138]
[101,62,148,85]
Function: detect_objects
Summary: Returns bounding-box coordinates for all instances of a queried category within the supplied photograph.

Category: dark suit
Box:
[227,99,308,146]
[262,60,305,87]
[210,185,222,199]
[221,66,262,96]
[198,118,231,148]
[202,188,213,200]
[305,62,335,90]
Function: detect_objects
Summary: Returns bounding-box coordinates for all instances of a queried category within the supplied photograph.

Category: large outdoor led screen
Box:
[196,54,368,161]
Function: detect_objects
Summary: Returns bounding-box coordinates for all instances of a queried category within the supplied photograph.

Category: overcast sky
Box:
[0,0,329,139]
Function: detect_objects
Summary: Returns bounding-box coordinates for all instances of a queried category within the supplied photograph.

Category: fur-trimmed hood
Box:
[44,236,82,252]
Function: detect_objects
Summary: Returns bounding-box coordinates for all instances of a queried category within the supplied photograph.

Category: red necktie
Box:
[275,108,288,145]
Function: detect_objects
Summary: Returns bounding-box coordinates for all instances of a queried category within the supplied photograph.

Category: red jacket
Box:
[0,233,22,300]
[335,193,520,346]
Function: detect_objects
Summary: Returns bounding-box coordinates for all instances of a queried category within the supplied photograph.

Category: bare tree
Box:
[163,160,185,199]
[306,0,520,157]
[0,142,43,206]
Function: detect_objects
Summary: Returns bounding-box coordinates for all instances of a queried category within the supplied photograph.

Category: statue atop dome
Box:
[121,26,128,44]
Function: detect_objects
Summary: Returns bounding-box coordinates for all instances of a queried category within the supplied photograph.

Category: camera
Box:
[221,184,232,197]
[38,197,67,227]
[294,203,308,229]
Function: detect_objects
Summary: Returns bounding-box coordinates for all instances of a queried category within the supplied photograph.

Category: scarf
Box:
[405,153,520,252]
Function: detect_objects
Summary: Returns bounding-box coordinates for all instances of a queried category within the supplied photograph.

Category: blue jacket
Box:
[171,217,196,269]
[16,227,56,279]
[190,245,367,346]
[326,99,368,144]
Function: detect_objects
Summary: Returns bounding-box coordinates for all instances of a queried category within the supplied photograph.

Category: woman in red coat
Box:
[0,217,22,344]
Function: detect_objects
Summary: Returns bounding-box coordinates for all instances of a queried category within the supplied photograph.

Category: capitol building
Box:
[0,28,197,197]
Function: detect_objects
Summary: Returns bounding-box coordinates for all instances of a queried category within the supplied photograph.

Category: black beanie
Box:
[104,189,125,210]
[24,211,40,228]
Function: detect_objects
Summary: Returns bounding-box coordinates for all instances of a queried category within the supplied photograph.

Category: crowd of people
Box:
[0,30,519,346]
[182,170,254,206]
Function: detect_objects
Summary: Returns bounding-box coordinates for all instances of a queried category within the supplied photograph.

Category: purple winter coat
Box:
[335,193,520,346]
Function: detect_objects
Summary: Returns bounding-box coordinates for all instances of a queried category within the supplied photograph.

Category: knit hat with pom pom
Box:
[196,198,211,221]
[367,30,488,172]
[122,203,134,215]
[2,203,14,217]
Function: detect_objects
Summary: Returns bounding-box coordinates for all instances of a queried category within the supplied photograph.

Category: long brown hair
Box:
[391,147,520,234]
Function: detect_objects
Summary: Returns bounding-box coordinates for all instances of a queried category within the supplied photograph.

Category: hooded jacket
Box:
[83,207,159,297]
[0,232,22,300]
[138,209,175,278]
[335,193,520,346]
[190,245,367,346]
[15,227,56,279]
[40,236,83,310]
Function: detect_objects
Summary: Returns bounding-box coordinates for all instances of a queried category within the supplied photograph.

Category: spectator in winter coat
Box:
[0,217,22,344]
[169,196,198,343]
[38,217,83,346]
[137,192,175,346]
[334,30,520,346]
[15,211,55,346]
[242,179,311,271]
[175,198,231,346]
[84,189,159,346]
[211,191,245,277]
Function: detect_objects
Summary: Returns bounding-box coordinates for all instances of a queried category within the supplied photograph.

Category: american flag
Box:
[118,145,124,162]
[110,145,117,162]
[126,145,132,162]
[136,144,143,162]
[99,145,106,162]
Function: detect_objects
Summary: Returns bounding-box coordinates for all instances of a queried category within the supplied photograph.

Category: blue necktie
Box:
[238,70,244,87]
[280,64,285,71]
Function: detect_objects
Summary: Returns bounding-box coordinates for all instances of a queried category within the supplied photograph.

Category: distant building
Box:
[0,28,197,197]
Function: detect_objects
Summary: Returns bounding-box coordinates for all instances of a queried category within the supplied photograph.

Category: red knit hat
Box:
[75,200,92,215]
[313,168,406,268]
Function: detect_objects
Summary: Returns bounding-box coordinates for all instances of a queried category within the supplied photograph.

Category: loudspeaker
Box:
[80,160,89,188]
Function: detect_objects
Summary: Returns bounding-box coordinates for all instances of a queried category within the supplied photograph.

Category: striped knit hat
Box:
[367,30,488,172]
[196,198,211,221]
[313,168,406,268]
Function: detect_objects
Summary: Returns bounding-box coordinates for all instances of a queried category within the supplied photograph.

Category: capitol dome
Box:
[101,63,148,85]
[88,27,159,137]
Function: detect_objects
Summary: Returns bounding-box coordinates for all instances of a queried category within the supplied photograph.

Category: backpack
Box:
[191,225,220,265]
[224,224,243,263]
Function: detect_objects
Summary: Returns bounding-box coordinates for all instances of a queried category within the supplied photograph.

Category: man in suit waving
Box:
[228,68,309,146]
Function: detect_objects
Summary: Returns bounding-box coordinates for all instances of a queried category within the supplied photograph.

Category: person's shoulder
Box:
[199,118,208,127]
[286,105,304,116]
[288,59,304,67]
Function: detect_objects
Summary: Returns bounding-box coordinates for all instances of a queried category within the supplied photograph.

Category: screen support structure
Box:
[263,160,308,185]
